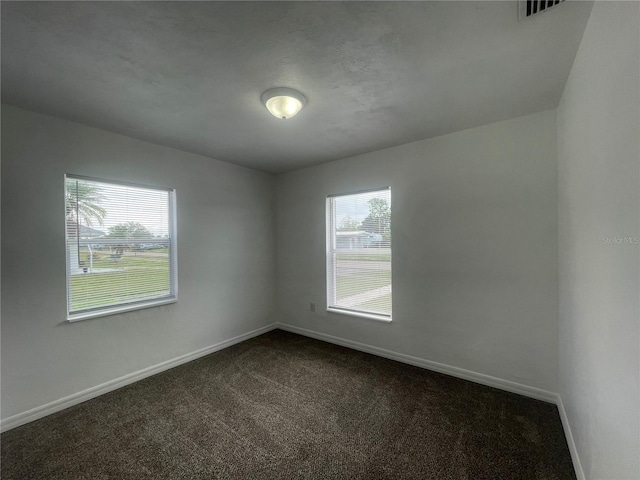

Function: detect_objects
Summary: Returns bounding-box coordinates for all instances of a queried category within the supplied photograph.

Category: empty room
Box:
[1,1,638,479]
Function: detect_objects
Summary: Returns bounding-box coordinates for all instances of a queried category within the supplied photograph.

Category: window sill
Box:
[326,307,392,323]
[67,297,177,322]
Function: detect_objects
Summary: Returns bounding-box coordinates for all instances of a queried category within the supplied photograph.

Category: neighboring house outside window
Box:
[326,187,392,321]
[65,175,177,321]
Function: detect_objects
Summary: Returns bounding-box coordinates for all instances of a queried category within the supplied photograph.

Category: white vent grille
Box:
[519,0,565,20]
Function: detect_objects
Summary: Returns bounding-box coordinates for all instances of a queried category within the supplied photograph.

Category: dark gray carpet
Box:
[1,329,576,479]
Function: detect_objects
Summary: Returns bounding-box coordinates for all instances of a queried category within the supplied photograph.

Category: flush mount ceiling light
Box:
[261,87,307,120]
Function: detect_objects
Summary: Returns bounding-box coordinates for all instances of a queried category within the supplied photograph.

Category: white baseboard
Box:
[555,394,586,480]
[1,323,278,433]
[275,323,558,403]
[2,321,584,480]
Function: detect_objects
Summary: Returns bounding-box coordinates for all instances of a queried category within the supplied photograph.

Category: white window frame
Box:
[65,174,178,321]
[326,187,392,323]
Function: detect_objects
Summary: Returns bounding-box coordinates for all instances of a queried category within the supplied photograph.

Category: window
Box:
[65,175,177,321]
[327,188,392,321]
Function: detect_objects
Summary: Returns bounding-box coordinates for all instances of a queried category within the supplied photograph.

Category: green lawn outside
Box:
[79,251,168,268]
[334,253,392,314]
[146,248,168,253]
[357,293,392,313]
[336,252,391,262]
[71,252,170,311]
[73,250,391,313]
[336,270,391,300]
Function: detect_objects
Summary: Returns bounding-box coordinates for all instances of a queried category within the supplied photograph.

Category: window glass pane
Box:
[327,188,391,317]
[65,175,176,319]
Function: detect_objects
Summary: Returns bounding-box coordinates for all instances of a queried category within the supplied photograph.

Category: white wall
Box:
[1,104,276,420]
[276,110,559,392]
[557,2,640,479]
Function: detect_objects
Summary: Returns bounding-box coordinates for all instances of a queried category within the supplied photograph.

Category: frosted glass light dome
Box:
[261,88,307,119]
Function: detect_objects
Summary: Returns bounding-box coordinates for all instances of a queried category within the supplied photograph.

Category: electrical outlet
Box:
[310,302,316,312]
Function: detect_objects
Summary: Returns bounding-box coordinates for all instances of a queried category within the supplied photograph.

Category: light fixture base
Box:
[261,87,307,120]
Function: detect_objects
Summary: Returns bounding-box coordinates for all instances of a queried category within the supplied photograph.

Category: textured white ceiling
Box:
[1,1,593,173]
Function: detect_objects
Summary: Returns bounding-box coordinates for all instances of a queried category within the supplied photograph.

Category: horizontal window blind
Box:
[65,175,177,320]
[327,188,391,318]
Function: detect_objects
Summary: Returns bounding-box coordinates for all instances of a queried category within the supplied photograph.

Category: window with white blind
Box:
[327,188,392,321]
[65,175,177,321]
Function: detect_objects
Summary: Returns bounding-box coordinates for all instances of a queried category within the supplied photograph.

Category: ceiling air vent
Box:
[519,0,565,20]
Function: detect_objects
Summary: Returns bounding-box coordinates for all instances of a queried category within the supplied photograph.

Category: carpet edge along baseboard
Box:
[2,322,557,432]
